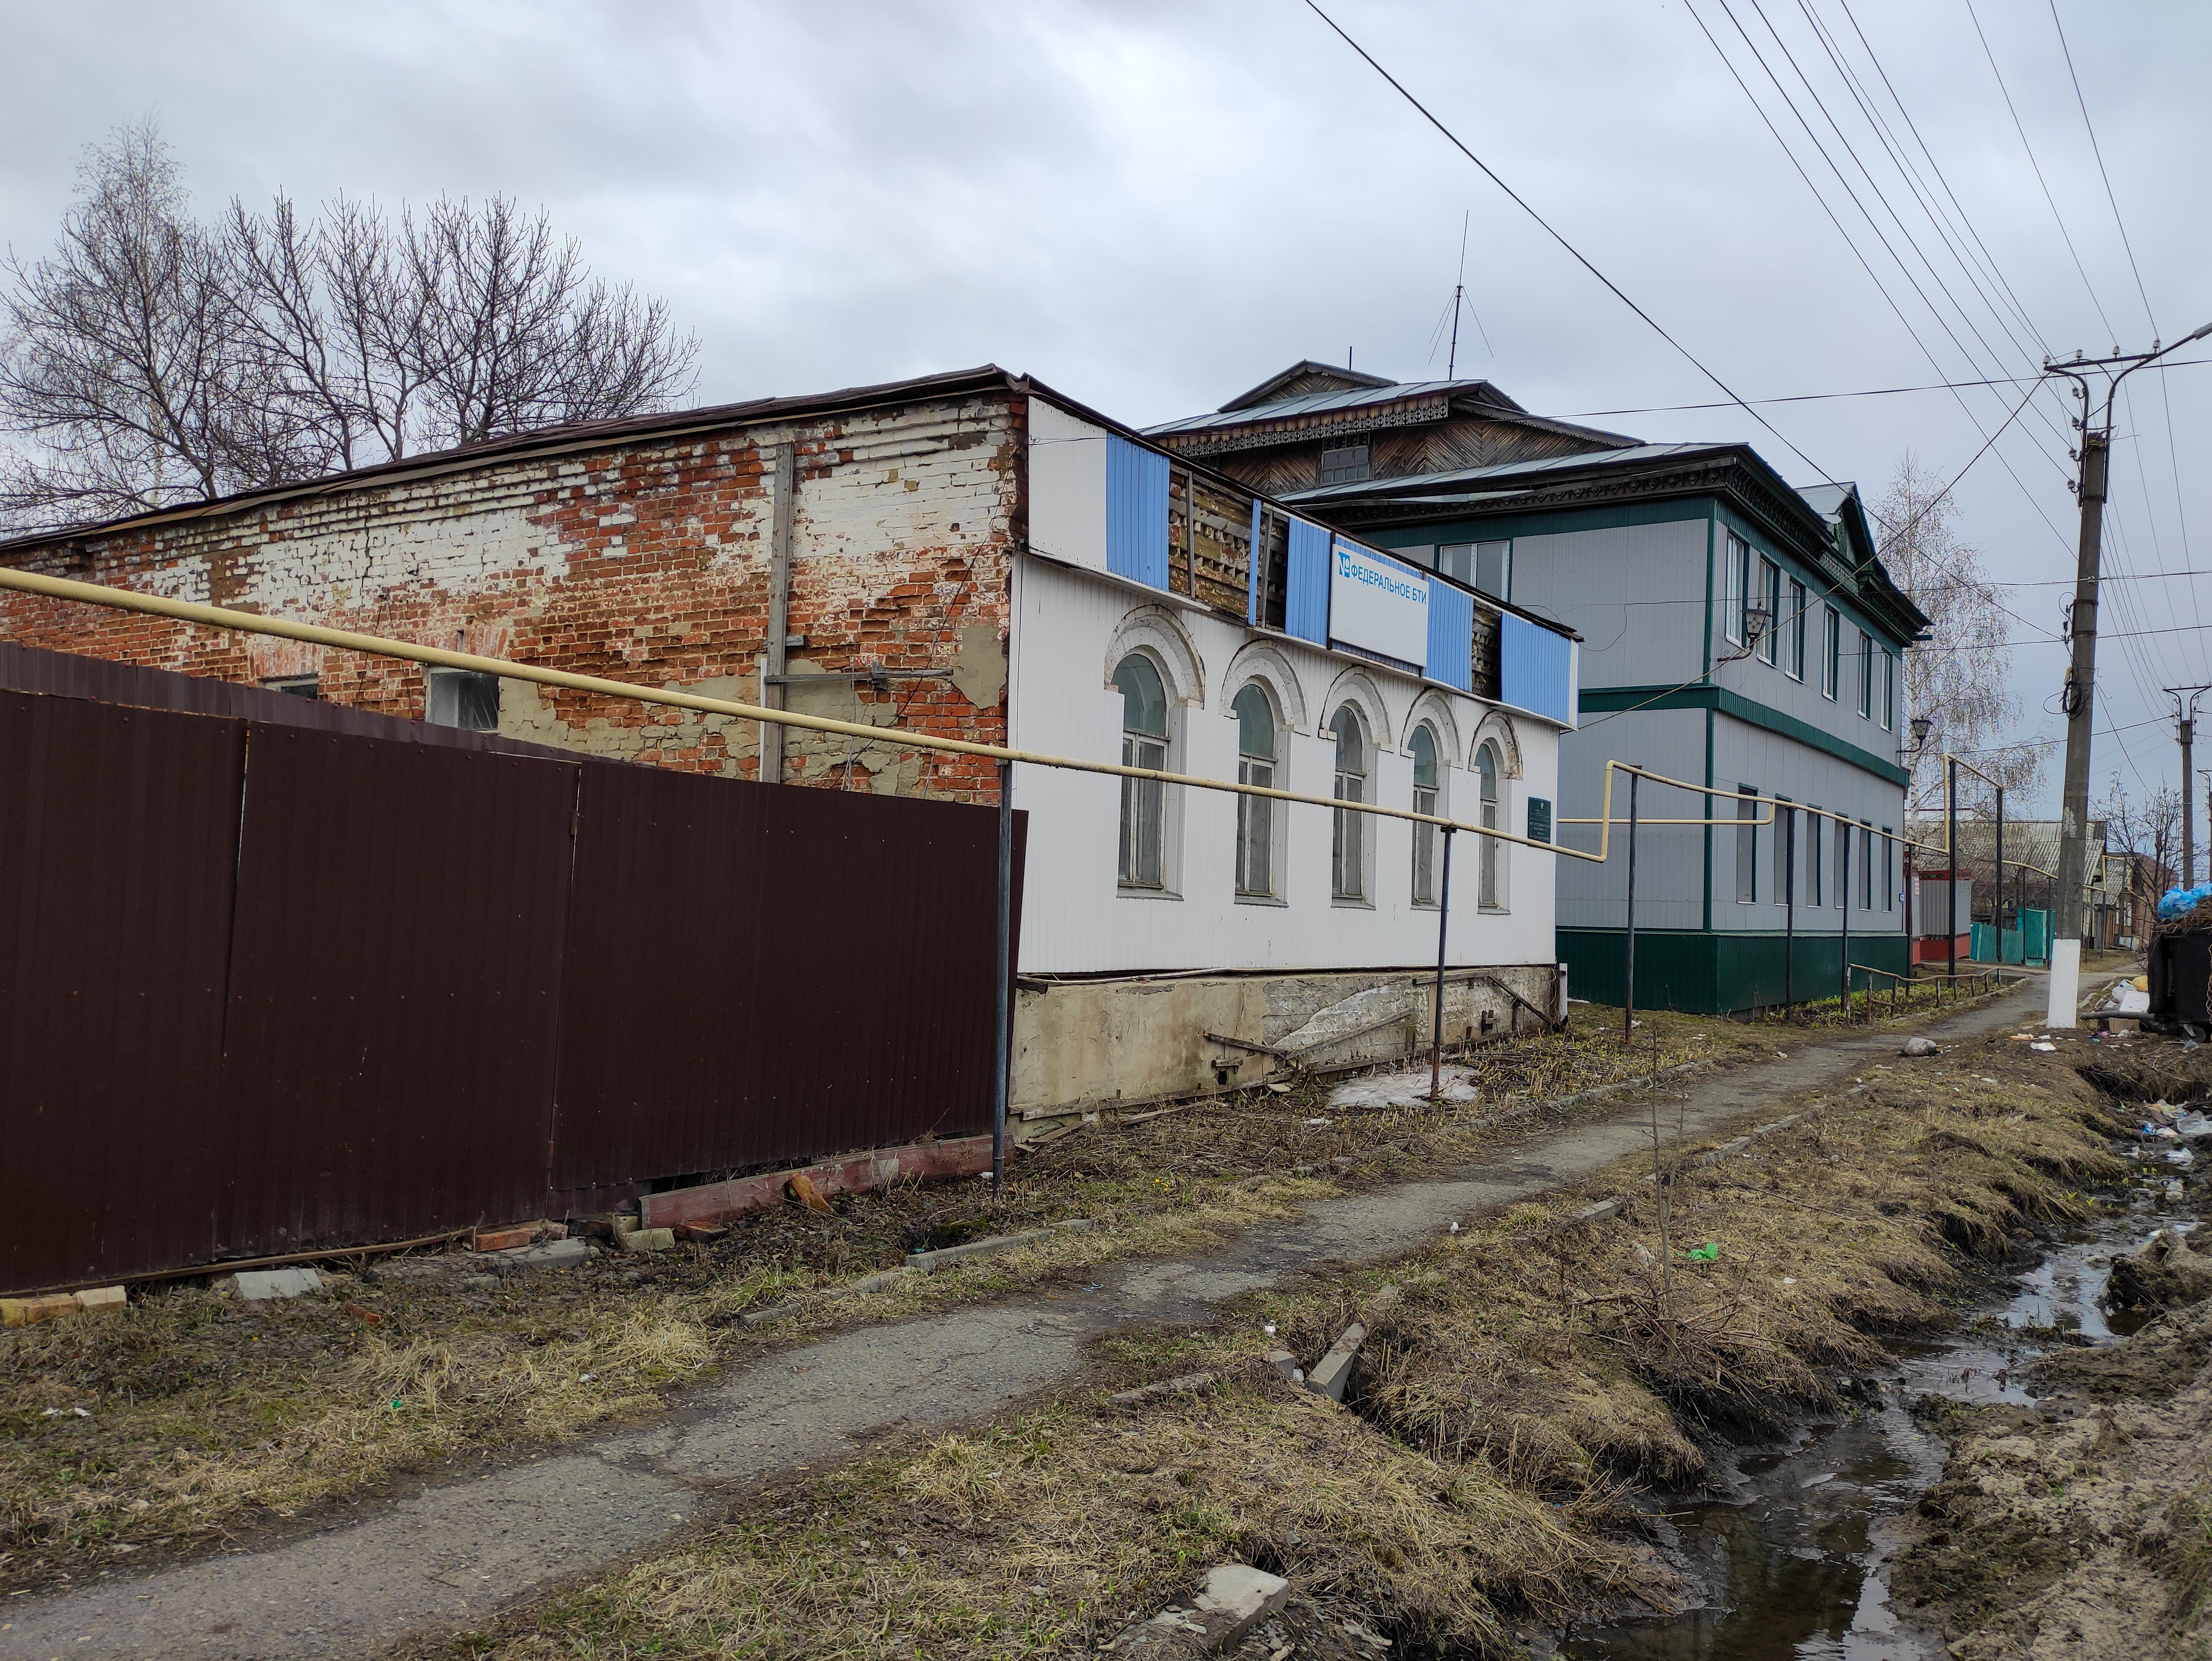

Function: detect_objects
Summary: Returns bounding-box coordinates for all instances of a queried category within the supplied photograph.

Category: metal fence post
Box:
[1996,785,2006,974]
[1947,756,1959,983]
[1840,820,1852,1019]
[992,758,1012,1204]
[1430,827,1455,1099]
[1783,807,1796,1011]
[1624,773,1639,1042]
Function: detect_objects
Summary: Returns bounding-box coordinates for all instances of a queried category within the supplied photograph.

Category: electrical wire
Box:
[1962,0,2120,346]
[1299,0,1844,488]
[1556,359,2209,419]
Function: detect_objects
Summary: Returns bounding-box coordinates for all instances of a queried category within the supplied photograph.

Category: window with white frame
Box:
[1773,798,1793,903]
[1757,556,1781,664]
[1808,810,1824,907]
[1475,741,1504,908]
[263,674,320,700]
[1881,652,1896,731]
[1232,684,1277,899]
[1330,705,1368,902]
[1860,822,1874,908]
[1881,829,1894,910]
[1857,629,1874,718]
[427,669,499,731]
[1115,654,1169,890]
[1821,607,1841,699]
[1723,532,1750,645]
[1410,723,1441,907]
[1785,579,1807,679]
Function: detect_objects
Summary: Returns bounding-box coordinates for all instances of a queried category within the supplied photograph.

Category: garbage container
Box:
[2148,927,2212,1036]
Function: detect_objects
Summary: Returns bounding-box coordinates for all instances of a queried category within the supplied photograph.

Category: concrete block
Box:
[72,1286,127,1313]
[739,1301,794,1327]
[1107,1564,1292,1655]
[1266,1348,1304,1383]
[621,1228,676,1253]
[232,1268,323,1301]
[1305,1322,1367,1404]
[479,1237,589,1273]
[903,1218,1093,1272]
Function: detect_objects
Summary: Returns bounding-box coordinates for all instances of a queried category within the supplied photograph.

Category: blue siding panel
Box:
[1500,612,1574,724]
[1247,500,1264,625]
[1425,582,1473,691]
[1285,518,1332,644]
[1105,438,1169,589]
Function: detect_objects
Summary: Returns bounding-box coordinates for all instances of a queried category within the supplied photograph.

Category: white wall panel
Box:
[1008,556,1560,976]
[1027,399,1108,572]
[1508,516,1710,690]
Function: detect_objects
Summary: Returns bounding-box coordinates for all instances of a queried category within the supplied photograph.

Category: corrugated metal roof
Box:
[1144,378,1525,436]
[1280,442,1736,503]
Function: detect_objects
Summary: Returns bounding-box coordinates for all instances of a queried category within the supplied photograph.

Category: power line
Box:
[1962,0,2120,346]
[2047,0,2155,334]
[1298,0,1844,488]
[1557,358,2209,418]
[1833,0,2053,356]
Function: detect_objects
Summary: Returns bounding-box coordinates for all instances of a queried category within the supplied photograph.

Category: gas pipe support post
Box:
[1429,827,1455,1099]
[1783,806,1796,1009]
[1624,772,1639,1042]
[1947,756,1959,983]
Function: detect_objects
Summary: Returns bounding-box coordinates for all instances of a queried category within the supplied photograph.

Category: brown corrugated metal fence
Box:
[0,664,1024,1294]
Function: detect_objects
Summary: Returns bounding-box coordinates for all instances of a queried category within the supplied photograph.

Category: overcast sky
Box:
[3,0,2207,822]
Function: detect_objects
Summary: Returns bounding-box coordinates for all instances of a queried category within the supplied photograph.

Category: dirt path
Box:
[0,990,2039,1661]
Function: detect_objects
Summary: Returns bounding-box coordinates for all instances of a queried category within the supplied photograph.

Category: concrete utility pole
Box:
[2044,323,2212,1027]
[2169,685,2212,889]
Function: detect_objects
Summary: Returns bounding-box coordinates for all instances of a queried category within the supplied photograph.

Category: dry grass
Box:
[416,1019,2157,1661]
[0,1012,1765,1594]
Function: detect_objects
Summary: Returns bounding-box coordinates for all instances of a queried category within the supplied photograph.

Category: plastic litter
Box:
[2031,1041,2058,1052]
[2166,1148,2197,1168]
[2144,1124,2182,1140]
[1685,1241,1720,1262]
[2178,1112,2212,1140]
[2159,882,2212,920]
[1303,1118,1332,1127]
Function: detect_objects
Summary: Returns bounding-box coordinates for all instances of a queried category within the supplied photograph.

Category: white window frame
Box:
[426,668,500,731]
[1821,607,1841,700]
[1785,579,1807,680]
[1115,653,1173,894]
[1735,786,1758,903]
[1757,556,1781,664]
[1723,532,1749,645]
[1231,682,1282,903]
[1856,628,1874,719]
[1410,723,1446,908]
[1475,741,1506,910]
[1329,704,1371,906]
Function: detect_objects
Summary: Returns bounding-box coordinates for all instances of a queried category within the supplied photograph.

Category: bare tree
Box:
[1880,454,2040,813]
[2100,775,2182,900]
[0,123,308,529]
[3,125,702,532]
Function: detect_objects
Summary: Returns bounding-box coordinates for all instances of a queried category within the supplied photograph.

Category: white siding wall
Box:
[1008,554,1561,975]
[1556,708,1711,931]
[1504,515,1710,690]
[1707,712,1908,934]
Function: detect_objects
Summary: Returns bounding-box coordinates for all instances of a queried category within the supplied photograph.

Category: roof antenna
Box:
[1447,211,1493,378]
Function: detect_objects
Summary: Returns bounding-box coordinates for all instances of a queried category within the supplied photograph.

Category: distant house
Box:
[1926,816,2148,953]
[1153,363,1931,1014]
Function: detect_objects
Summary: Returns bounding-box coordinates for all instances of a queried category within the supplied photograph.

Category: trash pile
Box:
[2131,1099,2212,1171]
[2158,884,2212,923]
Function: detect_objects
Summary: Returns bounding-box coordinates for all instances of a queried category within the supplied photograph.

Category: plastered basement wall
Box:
[0,394,1021,802]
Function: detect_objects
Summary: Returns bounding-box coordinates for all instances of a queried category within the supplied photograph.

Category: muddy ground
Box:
[391,997,2186,1661]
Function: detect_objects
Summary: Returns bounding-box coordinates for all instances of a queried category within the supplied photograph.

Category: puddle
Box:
[1563,1164,2198,1659]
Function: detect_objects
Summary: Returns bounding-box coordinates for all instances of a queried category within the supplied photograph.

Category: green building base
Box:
[1560,928,1912,1016]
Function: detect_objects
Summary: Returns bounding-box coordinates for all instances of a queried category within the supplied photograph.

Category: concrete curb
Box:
[903,1218,1094,1272]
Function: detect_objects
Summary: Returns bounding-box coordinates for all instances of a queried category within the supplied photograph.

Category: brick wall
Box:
[0,390,1022,803]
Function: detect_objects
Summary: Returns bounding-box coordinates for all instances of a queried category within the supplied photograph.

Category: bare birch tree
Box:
[2,123,701,532]
[1879,454,2040,812]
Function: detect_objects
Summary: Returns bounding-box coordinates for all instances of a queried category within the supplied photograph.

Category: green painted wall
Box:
[1561,927,1911,1016]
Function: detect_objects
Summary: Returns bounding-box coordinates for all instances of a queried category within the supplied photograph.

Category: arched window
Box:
[1410,724,1440,906]
[1232,684,1276,898]
[1116,654,1169,888]
[1475,742,1503,908]
[1330,705,1367,901]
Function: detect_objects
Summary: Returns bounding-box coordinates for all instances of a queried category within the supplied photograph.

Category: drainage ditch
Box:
[1557,1121,2193,1659]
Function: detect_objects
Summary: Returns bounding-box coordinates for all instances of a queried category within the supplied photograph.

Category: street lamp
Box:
[1909,715,1933,752]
